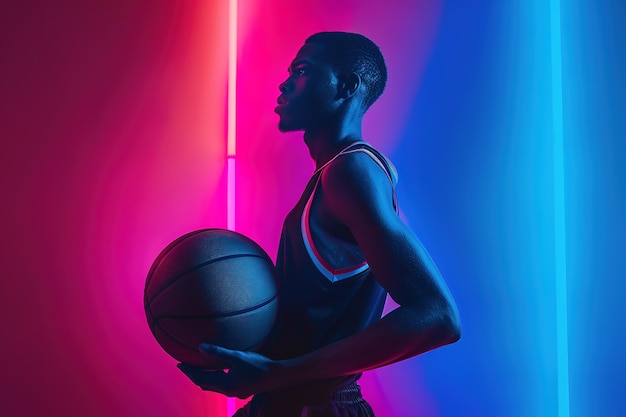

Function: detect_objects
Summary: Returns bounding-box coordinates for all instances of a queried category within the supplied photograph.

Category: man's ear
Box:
[338,73,361,99]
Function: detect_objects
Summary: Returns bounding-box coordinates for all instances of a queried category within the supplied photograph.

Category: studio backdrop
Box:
[1,1,623,417]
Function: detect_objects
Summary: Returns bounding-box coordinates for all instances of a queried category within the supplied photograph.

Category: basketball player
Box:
[178,32,461,416]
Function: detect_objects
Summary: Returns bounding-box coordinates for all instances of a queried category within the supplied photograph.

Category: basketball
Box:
[144,228,279,369]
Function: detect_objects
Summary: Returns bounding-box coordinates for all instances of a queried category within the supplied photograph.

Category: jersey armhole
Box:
[300,145,399,282]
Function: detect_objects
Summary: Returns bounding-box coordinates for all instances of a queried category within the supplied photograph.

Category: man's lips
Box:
[275,96,289,114]
[275,99,287,114]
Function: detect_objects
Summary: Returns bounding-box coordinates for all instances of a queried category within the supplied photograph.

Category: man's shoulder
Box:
[324,150,377,187]
[320,146,394,211]
[324,144,396,189]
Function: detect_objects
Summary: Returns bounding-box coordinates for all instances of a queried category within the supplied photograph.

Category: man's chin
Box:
[277,120,303,133]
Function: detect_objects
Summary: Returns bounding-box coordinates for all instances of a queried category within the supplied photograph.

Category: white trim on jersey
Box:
[301,175,370,282]
[300,142,398,283]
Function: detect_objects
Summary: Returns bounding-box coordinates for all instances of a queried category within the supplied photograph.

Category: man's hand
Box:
[177,344,280,399]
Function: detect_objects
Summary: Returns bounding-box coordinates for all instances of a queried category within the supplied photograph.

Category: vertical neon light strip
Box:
[227,0,238,232]
[550,1,570,417]
[226,0,237,415]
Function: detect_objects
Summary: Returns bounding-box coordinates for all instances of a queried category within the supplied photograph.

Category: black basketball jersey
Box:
[264,141,399,391]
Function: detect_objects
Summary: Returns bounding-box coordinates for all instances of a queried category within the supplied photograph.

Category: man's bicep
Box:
[353,216,448,307]
[322,157,446,307]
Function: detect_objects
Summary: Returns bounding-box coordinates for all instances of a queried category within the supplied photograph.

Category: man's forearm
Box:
[271,303,460,390]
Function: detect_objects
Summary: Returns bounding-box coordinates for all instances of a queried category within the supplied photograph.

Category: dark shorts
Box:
[232,382,375,417]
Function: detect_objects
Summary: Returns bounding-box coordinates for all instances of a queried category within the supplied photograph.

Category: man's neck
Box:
[304,122,363,170]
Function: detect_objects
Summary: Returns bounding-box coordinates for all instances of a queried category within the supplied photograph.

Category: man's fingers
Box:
[197,344,238,370]
[177,363,230,394]
[199,343,223,355]
[176,362,206,383]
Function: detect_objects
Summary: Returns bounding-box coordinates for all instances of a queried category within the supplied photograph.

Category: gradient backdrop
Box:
[1,1,624,416]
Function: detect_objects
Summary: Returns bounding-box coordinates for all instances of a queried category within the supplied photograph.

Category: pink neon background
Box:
[1,1,440,416]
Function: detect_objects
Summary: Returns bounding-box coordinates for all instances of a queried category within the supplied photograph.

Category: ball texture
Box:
[144,229,278,369]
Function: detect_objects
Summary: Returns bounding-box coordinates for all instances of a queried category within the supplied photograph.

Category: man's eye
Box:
[296,68,306,75]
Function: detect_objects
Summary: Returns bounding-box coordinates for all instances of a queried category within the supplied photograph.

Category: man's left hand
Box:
[177,344,278,399]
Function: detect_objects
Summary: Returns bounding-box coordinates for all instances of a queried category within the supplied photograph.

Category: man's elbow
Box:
[402,299,461,348]
[420,302,461,347]
[445,317,462,345]
[441,303,462,344]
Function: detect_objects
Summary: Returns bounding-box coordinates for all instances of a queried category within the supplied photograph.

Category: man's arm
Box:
[286,151,461,373]
[178,151,460,398]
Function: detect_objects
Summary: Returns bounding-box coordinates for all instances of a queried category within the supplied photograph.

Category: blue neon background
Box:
[562,2,626,416]
[380,2,626,416]
[0,1,624,416]
[393,2,626,416]
[379,3,559,415]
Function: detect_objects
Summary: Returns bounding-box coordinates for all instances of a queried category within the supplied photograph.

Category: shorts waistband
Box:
[329,382,363,403]
[260,378,362,406]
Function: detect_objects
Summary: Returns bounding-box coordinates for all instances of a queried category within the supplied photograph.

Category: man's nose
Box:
[279,79,290,93]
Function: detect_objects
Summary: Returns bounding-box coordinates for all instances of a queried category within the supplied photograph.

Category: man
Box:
[178,31,461,417]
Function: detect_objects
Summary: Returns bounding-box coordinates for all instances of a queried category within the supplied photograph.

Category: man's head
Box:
[275,32,387,133]
[305,32,387,112]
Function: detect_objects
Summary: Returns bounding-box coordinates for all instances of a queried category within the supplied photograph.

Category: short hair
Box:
[305,32,387,112]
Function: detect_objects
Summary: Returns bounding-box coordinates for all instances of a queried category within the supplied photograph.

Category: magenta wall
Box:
[1,1,443,415]
[1,1,230,415]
